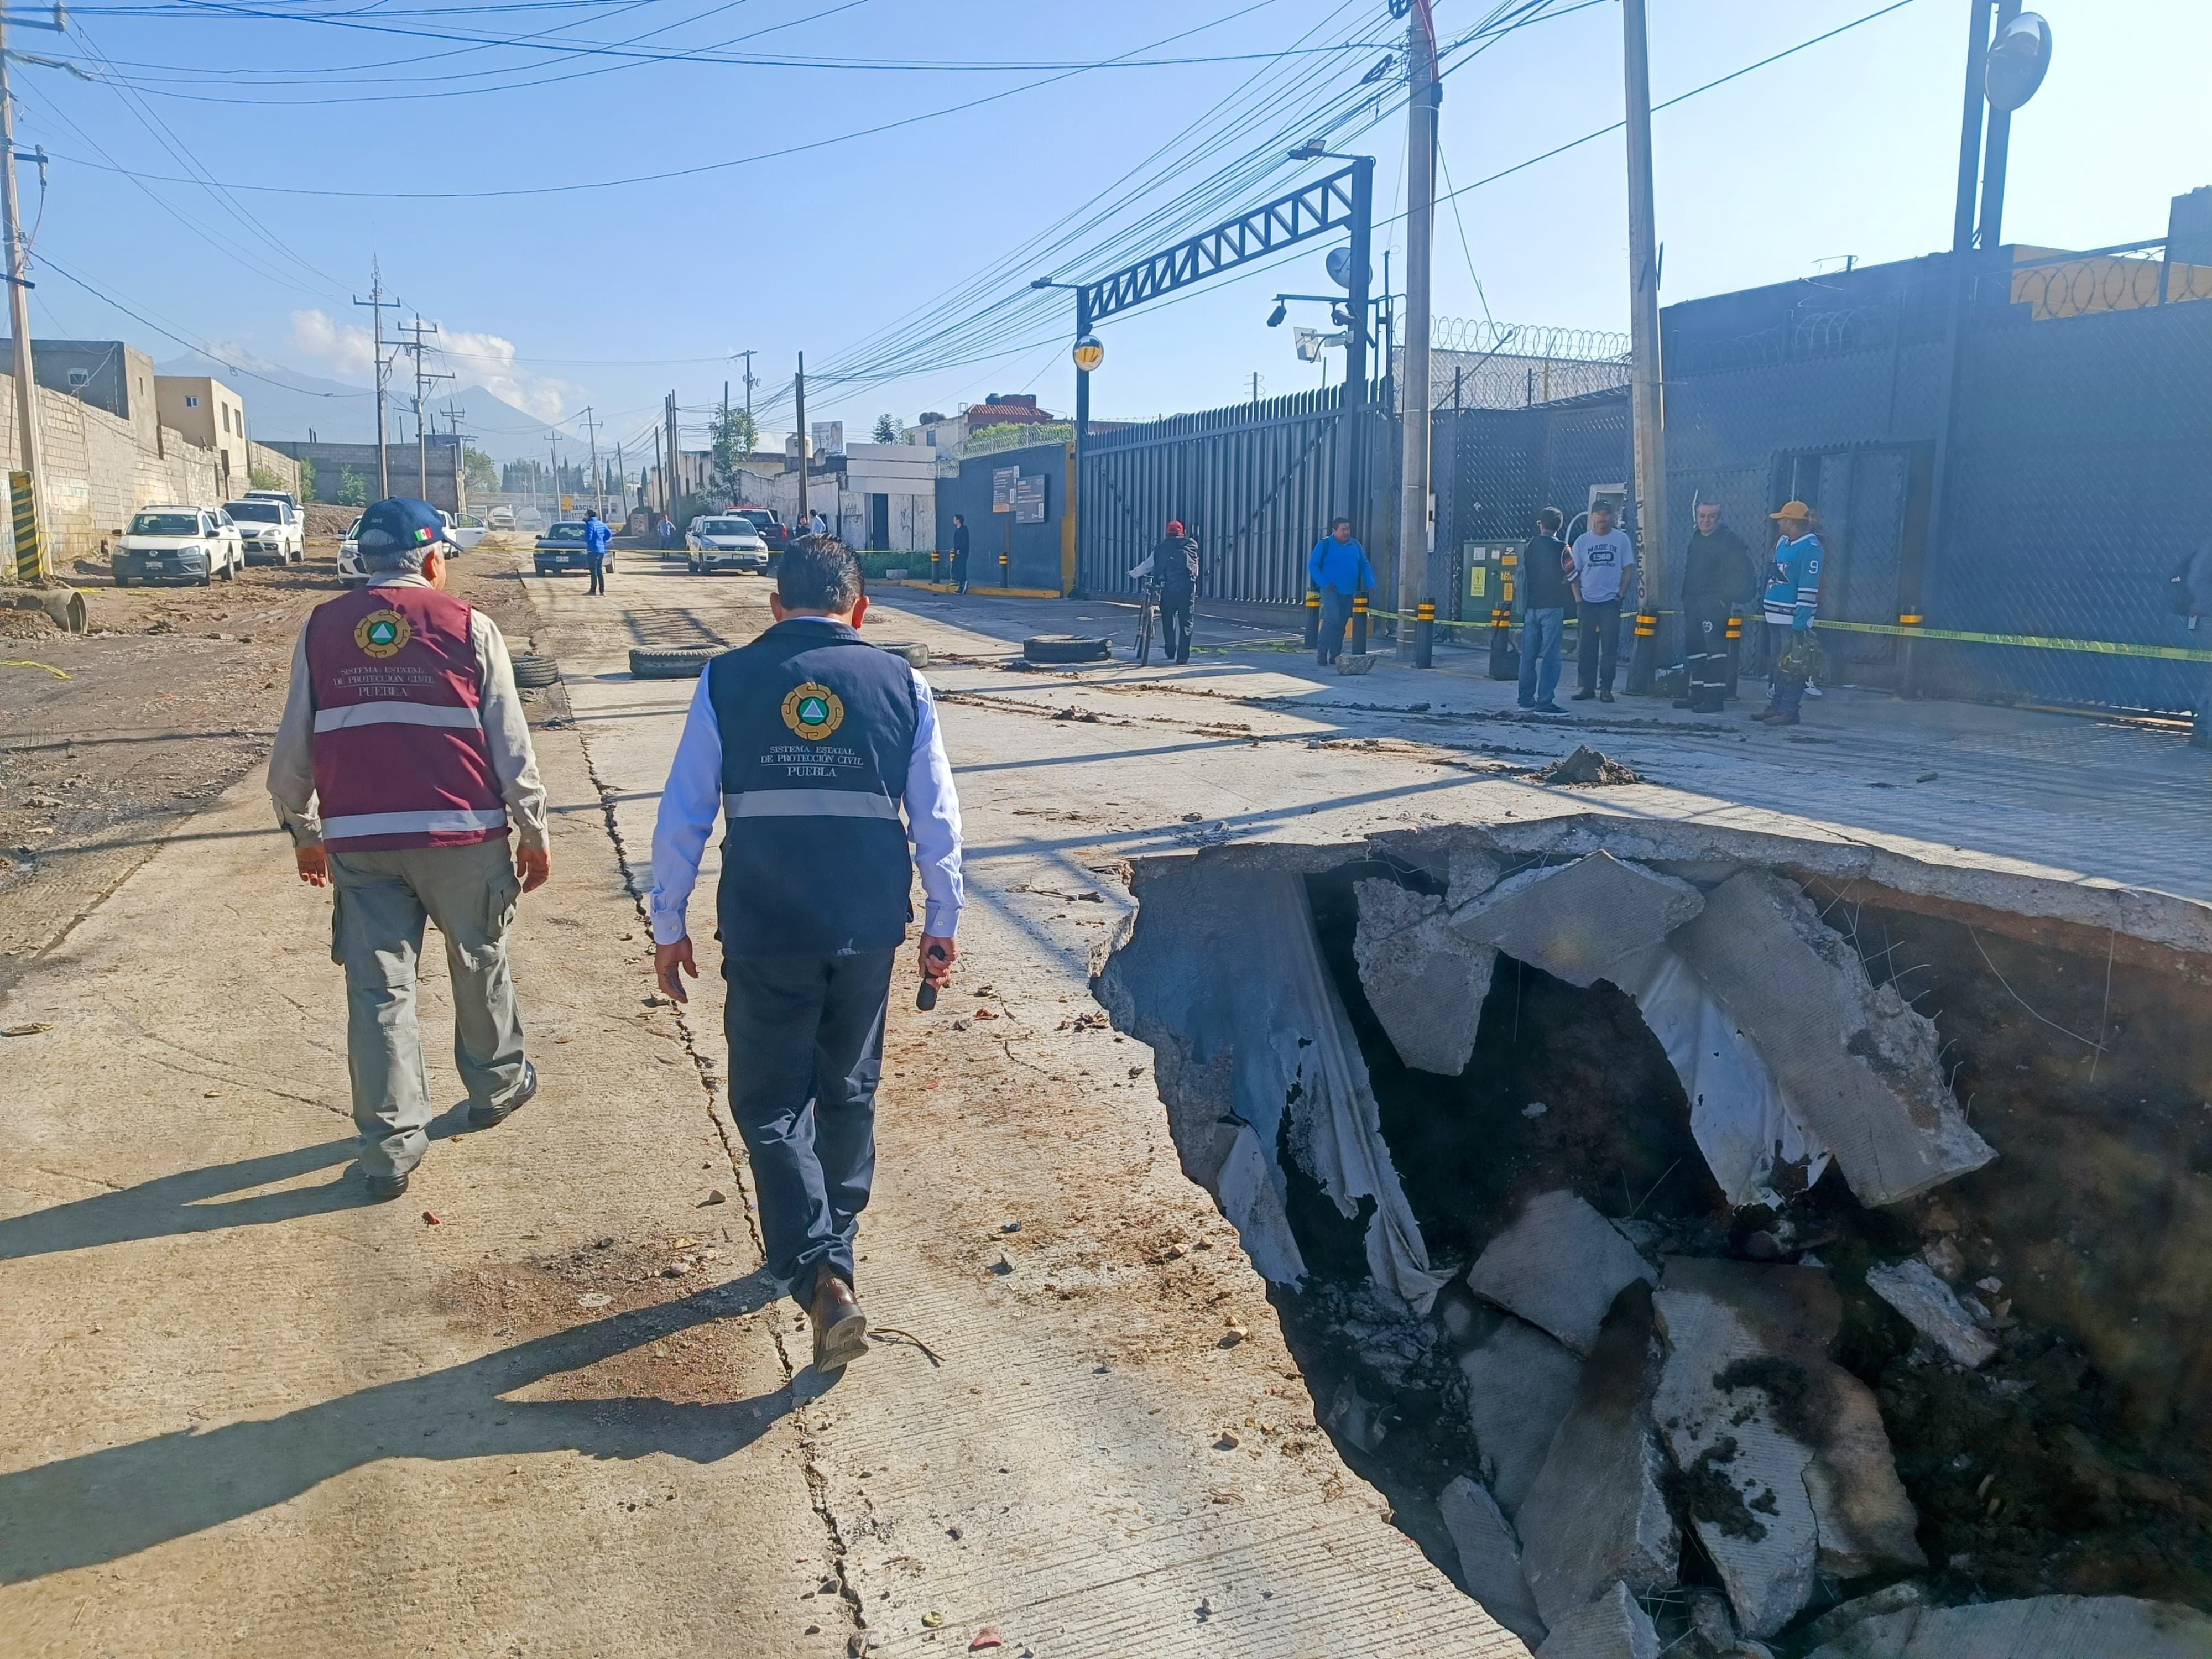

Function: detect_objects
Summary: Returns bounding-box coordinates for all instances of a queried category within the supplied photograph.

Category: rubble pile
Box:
[1102,830,2212,1656]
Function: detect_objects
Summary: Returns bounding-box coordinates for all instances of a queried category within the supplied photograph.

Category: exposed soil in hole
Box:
[1112,838,2212,1651]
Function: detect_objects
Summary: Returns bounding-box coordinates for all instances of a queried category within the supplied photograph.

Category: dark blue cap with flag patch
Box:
[355,497,455,565]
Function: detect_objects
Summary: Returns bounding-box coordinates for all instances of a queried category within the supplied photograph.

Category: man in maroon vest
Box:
[269,498,550,1200]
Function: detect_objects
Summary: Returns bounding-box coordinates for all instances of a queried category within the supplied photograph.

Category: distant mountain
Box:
[155,353,576,462]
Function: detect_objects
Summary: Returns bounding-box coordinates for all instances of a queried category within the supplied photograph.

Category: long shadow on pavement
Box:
[0,1267,825,1584]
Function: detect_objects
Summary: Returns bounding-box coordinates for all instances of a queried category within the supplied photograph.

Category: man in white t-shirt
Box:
[1567,503,1638,703]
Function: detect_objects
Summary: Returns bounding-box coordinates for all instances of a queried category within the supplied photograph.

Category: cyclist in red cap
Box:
[1149,518,1200,664]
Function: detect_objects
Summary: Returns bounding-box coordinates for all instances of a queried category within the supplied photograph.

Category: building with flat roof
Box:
[154,375,249,498]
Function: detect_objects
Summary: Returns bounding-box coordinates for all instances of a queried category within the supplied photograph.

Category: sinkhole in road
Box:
[1097,821,2212,1656]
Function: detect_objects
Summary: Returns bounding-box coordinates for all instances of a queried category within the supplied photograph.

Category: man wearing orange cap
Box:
[1149,519,1201,664]
[1754,501,1824,726]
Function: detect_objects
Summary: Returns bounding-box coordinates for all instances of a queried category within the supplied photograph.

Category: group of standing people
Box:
[1514,498,1824,724]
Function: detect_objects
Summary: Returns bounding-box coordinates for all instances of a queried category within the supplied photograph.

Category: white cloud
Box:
[288,309,378,379]
[437,326,583,424]
[288,309,583,424]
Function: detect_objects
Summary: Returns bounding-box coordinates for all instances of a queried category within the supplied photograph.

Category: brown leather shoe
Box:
[808,1271,869,1373]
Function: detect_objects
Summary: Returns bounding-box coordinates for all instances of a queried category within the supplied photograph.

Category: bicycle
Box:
[1134,577,1161,666]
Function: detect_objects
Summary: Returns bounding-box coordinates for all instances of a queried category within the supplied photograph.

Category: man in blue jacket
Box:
[1754,500,1823,726]
[582,508,613,596]
[1308,517,1378,665]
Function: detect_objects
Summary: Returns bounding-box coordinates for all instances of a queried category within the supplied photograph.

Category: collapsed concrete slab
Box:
[1668,870,1995,1206]
[1802,1593,2212,1658]
[1353,878,1496,1076]
[1532,1580,1660,1659]
[1449,851,1704,989]
[1865,1257,1999,1367]
[1655,1258,1924,1610]
[1516,1283,1679,1631]
[1607,943,1832,1209]
[1466,1190,1658,1358]
[1461,1312,1586,1520]
[1439,1474,1547,1648]
[1652,1265,1823,1637]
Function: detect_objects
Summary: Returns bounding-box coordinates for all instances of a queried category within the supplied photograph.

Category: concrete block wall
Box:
[245,441,302,497]
[0,382,221,559]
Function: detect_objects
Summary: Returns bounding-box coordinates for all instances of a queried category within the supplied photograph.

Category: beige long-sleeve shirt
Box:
[268,573,549,849]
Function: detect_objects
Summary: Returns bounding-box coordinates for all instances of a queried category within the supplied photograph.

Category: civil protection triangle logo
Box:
[781,681,845,741]
[353,608,412,659]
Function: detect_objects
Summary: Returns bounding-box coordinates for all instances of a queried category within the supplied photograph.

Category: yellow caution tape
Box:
[1814,619,2212,664]
[3,659,70,678]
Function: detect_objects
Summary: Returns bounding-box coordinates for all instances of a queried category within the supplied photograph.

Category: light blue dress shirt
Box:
[648,619,965,947]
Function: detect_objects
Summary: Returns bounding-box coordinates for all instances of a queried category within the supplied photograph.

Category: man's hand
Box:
[919,933,957,989]
[294,844,329,886]
[656,936,698,1003]
[516,843,551,893]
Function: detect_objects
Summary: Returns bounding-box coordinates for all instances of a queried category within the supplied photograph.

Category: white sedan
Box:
[685,515,770,574]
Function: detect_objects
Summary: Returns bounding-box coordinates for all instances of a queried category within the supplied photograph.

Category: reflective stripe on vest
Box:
[313,702,485,733]
[321,806,509,841]
[724,789,899,821]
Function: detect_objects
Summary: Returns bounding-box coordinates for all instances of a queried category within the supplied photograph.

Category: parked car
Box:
[225,497,302,565]
[487,505,516,531]
[112,505,246,587]
[243,488,301,517]
[733,505,790,554]
[338,516,366,586]
[534,520,611,576]
[685,514,769,575]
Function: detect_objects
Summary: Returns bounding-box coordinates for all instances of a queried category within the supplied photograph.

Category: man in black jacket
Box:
[1516,508,1573,712]
[1678,502,1754,712]
[1151,519,1201,663]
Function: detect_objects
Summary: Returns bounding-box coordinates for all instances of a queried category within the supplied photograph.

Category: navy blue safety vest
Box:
[708,618,919,958]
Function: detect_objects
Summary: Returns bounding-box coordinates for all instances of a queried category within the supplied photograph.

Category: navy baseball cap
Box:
[355,497,455,564]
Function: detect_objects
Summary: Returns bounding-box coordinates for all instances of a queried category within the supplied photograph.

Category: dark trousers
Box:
[1318,587,1354,662]
[1160,590,1193,662]
[952,550,969,591]
[586,554,606,595]
[1684,599,1733,708]
[723,947,894,1302]
[1576,598,1621,694]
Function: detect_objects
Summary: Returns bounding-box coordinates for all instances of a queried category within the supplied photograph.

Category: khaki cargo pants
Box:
[330,838,530,1180]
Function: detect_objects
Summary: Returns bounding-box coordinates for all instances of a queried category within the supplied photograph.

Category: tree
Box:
[463,445,497,497]
[709,403,758,500]
[337,467,368,507]
[917,410,946,425]
[248,464,290,492]
[872,413,899,444]
[297,457,316,502]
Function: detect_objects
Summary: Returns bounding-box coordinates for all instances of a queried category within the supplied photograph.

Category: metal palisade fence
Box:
[1078,382,1396,607]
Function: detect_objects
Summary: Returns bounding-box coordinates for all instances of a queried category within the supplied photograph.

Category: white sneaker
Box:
[1804,683,1824,698]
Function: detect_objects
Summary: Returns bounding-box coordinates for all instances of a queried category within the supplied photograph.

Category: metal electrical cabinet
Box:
[1464,539,1521,679]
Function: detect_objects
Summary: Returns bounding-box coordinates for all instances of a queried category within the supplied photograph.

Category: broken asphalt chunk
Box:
[1465,1190,1657,1358]
[1459,1312,1584,1521]
[1668,870,1994,1207]
[1449,852,1702,989]
[1532,1579,1660,1659]
[1515,1282,1679,1631]
[1437,1474,1547,1648]
[1865,1257,1999,1368]
[1802,1593,2212,1658]
[1352,878,1495,1076]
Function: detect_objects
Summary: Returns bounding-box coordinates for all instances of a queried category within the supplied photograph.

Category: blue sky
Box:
[12,0,2206,459]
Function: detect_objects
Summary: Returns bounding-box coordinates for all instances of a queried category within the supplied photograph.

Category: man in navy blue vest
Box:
[648,541,964,1371]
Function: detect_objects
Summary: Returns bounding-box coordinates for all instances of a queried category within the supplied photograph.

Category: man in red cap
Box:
[1149,519,1201,664]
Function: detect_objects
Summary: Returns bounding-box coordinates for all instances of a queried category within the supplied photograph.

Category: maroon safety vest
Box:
[304,582,506,851]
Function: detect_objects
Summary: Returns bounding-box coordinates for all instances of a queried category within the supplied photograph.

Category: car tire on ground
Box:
[629,646,718,680]
[509,653,560,689]
[875,640,930,668]
[1022,634,1112,665]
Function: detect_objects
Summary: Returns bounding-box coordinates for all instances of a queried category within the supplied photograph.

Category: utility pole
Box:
[1396,0,1438,666]
[737,348,757,425]
[547,430,561,511]
[442,406,472,511]
[1620,0,1670,696]
[0,13,49,580]
[399,314,449,503]
[794,352,808,526]
[354,266,401,500]
[664,391,679,520]
[614,439,625,515]
[581,405,602,518]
